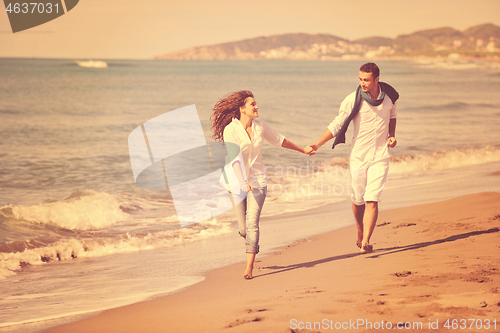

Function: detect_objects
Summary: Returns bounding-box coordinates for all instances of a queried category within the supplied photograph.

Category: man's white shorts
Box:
[350,158,390,205]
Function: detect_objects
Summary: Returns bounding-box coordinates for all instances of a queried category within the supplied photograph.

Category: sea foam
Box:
[1,190,128,231]
[389,146,500,175]
[0,218,232,279]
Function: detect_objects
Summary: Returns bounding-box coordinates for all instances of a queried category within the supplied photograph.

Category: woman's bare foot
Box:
[244,253,256,279]
[243,267,253,280]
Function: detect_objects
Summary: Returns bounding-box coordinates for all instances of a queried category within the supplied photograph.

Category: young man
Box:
[309,63,398,253]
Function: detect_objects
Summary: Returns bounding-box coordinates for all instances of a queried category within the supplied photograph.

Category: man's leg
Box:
[352,202,365,247]
[360,158,389,252]
[350,160,367,249]
[362,201,378,246]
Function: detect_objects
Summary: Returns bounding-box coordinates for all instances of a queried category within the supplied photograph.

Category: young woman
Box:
[211,90,314,279]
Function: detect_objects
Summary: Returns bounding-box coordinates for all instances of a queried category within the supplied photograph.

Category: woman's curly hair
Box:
[210,90,254,142]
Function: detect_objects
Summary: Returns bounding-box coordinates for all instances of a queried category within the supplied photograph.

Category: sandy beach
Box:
[42,191,500,333]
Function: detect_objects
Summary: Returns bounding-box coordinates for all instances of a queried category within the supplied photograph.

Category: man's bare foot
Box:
[360,242,373,253]
[356,230,363,248]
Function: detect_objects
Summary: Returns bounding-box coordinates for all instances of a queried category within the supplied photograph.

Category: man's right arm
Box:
[309,129,333,151]
[309,94,353,151]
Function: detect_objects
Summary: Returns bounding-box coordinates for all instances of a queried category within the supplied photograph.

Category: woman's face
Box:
[240,97,259,119]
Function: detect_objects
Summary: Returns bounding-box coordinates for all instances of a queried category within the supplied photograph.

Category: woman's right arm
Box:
[224,126,251,192]
[231,160,251,192]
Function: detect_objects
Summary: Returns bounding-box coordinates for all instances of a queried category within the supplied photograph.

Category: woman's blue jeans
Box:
[234,186,267,254]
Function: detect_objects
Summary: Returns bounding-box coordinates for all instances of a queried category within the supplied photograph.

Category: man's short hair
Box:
[360,63,380,79]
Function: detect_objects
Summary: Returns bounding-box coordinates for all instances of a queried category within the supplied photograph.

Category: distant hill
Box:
[154,23,500,60]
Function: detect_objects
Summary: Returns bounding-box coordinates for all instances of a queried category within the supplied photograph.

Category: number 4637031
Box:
[443,319,496,330]
[5,2,60,14]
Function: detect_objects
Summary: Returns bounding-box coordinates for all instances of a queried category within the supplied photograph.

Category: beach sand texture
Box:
[44,191,500,333]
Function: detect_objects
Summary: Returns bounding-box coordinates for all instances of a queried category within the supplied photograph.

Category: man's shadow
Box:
[255,228,499,279]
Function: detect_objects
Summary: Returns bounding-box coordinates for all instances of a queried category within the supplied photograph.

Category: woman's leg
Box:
[243,187,267,278]
[234,197,247,240]
[235,195,253,277]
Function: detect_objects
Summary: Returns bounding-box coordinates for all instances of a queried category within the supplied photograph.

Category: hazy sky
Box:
[1,0,499,59]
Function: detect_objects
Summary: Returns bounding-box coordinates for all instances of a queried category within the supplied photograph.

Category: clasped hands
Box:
[303,143,319,156]
[303,145,316,156]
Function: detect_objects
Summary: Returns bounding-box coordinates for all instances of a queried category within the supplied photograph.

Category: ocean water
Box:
[1,58,500,331]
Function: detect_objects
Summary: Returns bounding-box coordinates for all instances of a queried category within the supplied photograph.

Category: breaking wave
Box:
[389,146,500,174]
[0,190,128,231]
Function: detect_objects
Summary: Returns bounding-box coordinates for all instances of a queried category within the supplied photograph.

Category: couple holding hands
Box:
[210,62,399,279]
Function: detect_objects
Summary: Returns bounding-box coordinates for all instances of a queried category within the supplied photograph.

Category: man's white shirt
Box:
[328,86,397,164]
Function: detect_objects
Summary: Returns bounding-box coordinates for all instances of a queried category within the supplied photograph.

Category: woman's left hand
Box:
[240,183,252,192]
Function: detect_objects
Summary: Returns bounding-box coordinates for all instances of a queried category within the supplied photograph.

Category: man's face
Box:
[359,71,379,97]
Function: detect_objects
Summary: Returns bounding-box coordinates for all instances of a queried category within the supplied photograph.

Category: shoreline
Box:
[43,191,500,333]
[2,56,500,64]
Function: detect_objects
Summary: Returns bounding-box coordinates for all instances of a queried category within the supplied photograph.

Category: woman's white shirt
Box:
[223,118,285,188]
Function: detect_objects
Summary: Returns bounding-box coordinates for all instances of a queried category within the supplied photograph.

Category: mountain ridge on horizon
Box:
[154,23,500,60]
